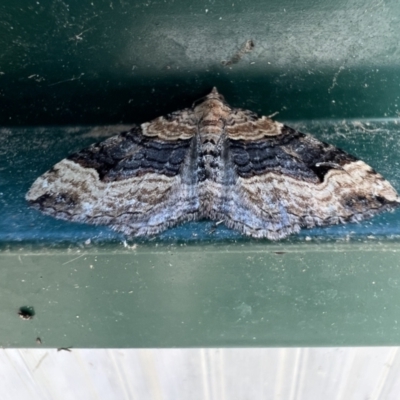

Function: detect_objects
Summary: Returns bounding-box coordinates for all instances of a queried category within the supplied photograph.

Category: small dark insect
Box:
[222,40,255,66]
[57,347,72,352]
[18,306,35,320]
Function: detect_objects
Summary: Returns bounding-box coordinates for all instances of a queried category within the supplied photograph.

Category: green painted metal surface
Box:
[2,242,400,348]
[1,0,400,347]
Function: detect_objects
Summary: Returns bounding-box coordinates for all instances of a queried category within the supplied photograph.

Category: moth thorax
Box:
[200,132,221,145]
[199,109,225,131]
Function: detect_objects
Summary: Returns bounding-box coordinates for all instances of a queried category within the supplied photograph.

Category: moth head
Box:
[207,87,226,102]
[192,87,227,109]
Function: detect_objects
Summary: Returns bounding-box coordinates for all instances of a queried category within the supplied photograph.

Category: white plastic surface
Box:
[0,348,399,400]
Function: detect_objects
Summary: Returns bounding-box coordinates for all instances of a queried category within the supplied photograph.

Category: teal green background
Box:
[1,0,400,347]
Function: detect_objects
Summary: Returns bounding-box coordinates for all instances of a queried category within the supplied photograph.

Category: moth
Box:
[26,88,399,240]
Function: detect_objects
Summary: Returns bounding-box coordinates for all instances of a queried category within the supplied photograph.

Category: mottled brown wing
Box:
[26,124,199,236]
[224,119,399,240]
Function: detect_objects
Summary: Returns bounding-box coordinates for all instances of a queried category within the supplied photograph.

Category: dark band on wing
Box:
[68,127,192,181]
[229,125,358,182]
